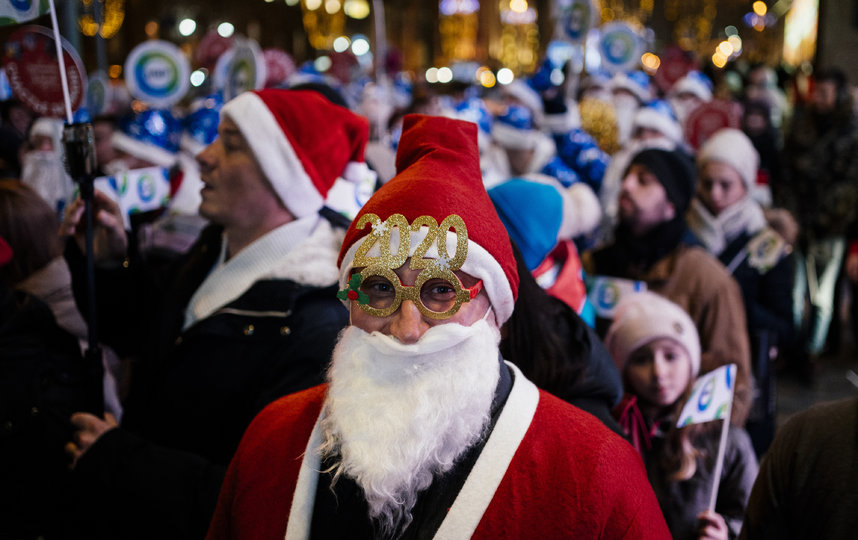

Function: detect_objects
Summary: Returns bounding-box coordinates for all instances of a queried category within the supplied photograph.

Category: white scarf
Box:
[687,196,767,256]
[183,216,343,330]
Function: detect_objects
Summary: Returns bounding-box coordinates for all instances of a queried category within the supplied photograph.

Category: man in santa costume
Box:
[62,89,373,538]
[206,114,670,540]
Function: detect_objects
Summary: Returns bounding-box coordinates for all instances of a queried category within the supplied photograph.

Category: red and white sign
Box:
[2,25,86,117]
[684,99,741,150]
[654,45,698,94]
[263,48,296,88]
[195,29,233,71]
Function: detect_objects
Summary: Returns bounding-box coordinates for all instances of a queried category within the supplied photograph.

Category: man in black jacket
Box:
[61,89,374,538]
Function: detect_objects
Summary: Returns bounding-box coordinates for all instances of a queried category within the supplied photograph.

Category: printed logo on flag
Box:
[586,275,646,318]
[677,364,736,427]
[95,166,171,229]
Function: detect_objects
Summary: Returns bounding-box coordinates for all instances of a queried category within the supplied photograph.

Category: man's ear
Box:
[662,200,676,221]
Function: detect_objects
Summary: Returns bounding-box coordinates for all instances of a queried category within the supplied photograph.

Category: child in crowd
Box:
[605,291,758,540]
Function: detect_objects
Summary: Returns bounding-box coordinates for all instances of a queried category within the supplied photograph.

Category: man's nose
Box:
[196,144,217,172]
[389,299,428,345]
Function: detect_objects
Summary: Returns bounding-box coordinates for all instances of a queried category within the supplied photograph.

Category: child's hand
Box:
[697,509,728,540]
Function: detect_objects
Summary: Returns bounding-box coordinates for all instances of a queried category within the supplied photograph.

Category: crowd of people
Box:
[2,39,858,540]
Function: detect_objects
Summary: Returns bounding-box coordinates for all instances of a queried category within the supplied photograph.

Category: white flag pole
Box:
[707,396,732,512]
[46,0,74,124]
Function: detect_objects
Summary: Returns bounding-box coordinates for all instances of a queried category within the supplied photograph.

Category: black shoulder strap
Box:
[318,206,352,230]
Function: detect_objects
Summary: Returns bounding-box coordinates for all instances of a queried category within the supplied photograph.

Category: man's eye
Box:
[362,278,394,294]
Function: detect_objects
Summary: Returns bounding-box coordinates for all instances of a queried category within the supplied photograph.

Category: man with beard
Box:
[583,147,753,427]
[20,117,75,216]
[206,114,670,540]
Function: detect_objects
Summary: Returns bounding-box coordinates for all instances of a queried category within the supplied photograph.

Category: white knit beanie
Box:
[604,291,701,377]
[697,128,760,191]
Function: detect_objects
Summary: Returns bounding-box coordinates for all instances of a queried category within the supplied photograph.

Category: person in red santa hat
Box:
[205,114,670,540]
[61,89,372,539]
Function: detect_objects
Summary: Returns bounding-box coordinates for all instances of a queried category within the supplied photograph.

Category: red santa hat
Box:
[338,114,519,322]
[221,89,371,219]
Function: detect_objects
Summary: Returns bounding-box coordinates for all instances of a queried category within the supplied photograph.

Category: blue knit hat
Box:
[489,178,563,271]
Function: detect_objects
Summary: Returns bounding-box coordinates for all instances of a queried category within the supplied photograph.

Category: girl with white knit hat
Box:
[687,128,794,452]
[606,291,758,540]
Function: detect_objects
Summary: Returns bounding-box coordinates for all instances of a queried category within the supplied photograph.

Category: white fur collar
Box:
[284,363,540,539]
[183,216,344,330]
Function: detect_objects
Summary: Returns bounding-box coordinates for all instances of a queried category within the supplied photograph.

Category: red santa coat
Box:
[206,363,670,540]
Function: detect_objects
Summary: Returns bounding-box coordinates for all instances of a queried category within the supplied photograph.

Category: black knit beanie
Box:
[628,148,696,215]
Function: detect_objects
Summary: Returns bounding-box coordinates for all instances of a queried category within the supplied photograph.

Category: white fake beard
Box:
[613,95,640,147]
[20,150,74,214]
[318,318,502,537]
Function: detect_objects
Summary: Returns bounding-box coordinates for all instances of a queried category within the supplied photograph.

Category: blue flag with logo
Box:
[0,0,50,26]
[677,363,736,427]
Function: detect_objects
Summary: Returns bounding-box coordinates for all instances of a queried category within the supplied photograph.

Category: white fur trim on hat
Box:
[543,106,581,135]
[179,132,206,157]
[221,92,323,219]
[491,122,540,151]
[342,160,377,185]
[697,128,760,191]
[670,76,713,102]
[338,227,516,323]
[111,132,178,169]
[604,291,701,378]
[501,80,544,126]
[611,73,651,104]
[559,183,601,239]
[633,107,683,145]
[29,117,63,142]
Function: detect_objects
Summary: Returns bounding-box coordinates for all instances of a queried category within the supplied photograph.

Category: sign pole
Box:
[707,404,731,512]
[47,0,73,123]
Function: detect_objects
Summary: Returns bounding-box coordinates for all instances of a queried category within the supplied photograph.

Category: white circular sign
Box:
[213,38,266,101]
[124,40,190,108]
[598,22,643,74]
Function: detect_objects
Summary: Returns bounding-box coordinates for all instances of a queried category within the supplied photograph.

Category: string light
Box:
[344,0,370,19]
[439,0,479,62]
[79,0,125,38]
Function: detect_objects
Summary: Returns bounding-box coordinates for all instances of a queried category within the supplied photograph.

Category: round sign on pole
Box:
[654,44,698,94]
[124,40,190,108]
[2,25,87,117]
[86,70,113,117]
[195,29,233,71]
[263,48,296,88]
[214,38,266,101]
[684,99,741,150]
[556,0,598,44]
[598,22,643,74]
